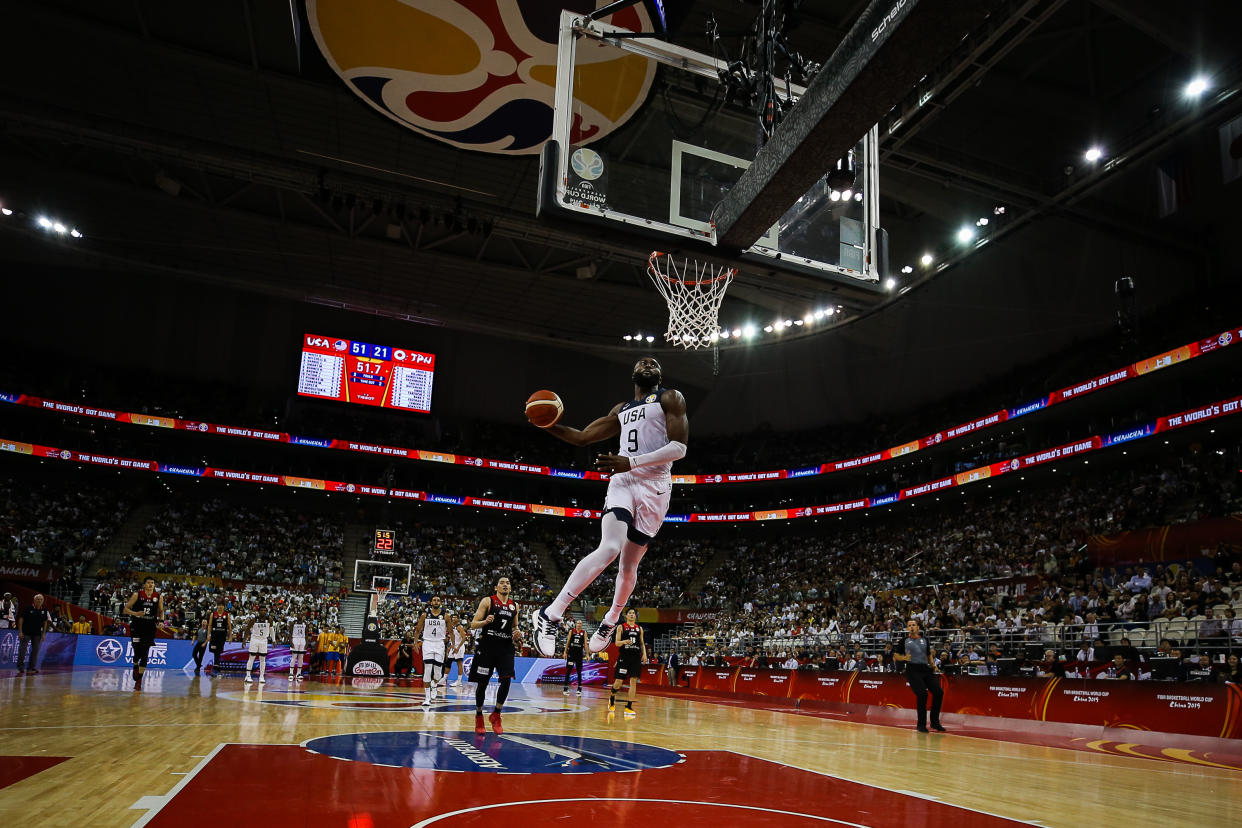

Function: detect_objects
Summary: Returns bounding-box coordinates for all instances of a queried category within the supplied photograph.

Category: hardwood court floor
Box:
[1,668,1238,827]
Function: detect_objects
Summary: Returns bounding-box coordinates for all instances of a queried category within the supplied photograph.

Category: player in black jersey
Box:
[206,600,231,676]
[123,577,165,690]
[608,609,646,718]
[468,576,521,734]
[562,617,586,696]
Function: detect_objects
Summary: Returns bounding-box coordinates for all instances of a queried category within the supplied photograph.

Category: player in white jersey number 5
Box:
[531,357,688,655]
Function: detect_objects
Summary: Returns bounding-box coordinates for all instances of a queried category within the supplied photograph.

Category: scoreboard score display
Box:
[373,528,397,556]
[297,334,435,412]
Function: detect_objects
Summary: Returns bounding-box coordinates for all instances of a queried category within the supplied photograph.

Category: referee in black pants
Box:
[894,619,946,733]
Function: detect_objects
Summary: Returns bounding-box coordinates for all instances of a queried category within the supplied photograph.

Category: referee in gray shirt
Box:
[893,618,946,732]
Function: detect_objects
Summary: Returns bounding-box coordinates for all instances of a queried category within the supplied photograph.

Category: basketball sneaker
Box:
[488,711,504,734]
[589,620,616,653]
[474,714,486,735]
[623,708,637,719]
[530,606,559,657]
[562,686,569,696]
[258,677,266,684]
[244,673,253,683]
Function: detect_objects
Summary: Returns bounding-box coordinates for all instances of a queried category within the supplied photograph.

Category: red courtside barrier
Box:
[722,669,1242,739]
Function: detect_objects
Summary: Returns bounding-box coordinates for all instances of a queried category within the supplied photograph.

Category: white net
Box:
[646,252,736,349]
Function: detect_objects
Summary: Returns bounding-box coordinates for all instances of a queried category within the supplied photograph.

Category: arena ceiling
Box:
[1,0,1240,359]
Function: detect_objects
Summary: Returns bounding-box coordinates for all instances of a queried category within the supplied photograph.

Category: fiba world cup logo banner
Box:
[308,0,656,155]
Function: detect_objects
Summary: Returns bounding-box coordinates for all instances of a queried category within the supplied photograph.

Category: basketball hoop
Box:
[371,575,392,616]
[646,251,735,350]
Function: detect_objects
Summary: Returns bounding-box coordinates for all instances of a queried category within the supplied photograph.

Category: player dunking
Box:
[531,357,688,655]
[123,576,165,691]
[416,596,448,706]
[608,608,646,718]
[469,577,520,734]
[562,617,586,696]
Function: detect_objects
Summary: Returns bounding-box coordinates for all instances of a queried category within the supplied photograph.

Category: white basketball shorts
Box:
[422,642,446,664]
[603,472,672,539]
[248,640,269,655]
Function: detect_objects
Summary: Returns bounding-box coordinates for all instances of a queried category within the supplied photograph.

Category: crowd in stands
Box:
[122,498,343,585]
[0,476,130,591]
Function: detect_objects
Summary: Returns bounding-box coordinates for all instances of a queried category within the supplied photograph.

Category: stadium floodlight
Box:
[37,216,52,228]
[793,319,803,326]
[763,325,773,333]
[1084,146,1102,162]
[70,229,82,238]
[956,226,975,243]
[1185,76,1209,98]
[853,192,863,201]
[829,190,841,202]
[840,189,853,201]
[645,335,654,343]
[1,208,12,216]
[623,334,632,341]
[783,319,792,328]
[824,307,835,317]
[52,222,67,234]
[742,325,756,339]
[920,253,934,266]
[803,313,814,325]
[975,217,989,226]
[884,278,897,291]
[900,265,913,274]
[732,328,742,338]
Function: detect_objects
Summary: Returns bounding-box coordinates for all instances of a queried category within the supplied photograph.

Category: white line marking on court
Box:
[129,742,226,827]
[408,798,870,827]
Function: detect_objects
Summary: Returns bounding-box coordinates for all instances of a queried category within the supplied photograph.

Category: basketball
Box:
[524,390,563,428]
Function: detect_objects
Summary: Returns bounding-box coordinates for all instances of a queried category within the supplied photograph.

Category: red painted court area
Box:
[141,743,1027,827]
[0,755,69,791]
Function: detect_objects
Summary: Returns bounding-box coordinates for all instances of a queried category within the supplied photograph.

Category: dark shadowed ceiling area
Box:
[1,1,1240,425]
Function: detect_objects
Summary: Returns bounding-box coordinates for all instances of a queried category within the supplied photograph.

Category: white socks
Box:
[550,514,627,620]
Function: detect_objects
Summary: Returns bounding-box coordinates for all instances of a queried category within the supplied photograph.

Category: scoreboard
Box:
[297,334,435,413]
[373,528,397,556]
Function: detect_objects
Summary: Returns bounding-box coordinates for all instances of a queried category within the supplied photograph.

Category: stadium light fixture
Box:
[920,252,934,266]
[840,189,853,201]
[742,325,756,339]
[645,335,654,343]
[975,217,989,226]
[1,207,12,216]
[1084,146,1102,162]
[37,216,52,228]
[53,222,67,234]
[783,319,793,328]
[829,190,841,202]
[884,277,896,291]
[900,265,913,274]
[802,313,814,325]
[824,307,835,317]
[763,325,774,333]
[853,192,863,202]
[623,334,633,341]
[732,328,742,338]
[956,226,975,243]
[70,229,82,238]
[1185,76,1209,98]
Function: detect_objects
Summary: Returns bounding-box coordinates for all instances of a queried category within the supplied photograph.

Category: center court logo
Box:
[303,730,682,774]
[96,638,123,663]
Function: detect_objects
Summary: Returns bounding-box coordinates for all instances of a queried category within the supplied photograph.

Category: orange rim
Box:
[648,251,735,286]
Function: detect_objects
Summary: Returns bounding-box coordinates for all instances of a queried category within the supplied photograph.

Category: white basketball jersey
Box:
[422,612,447,644]
[616,388,672,480]
[291,623,306,642]
[249,621,271,643]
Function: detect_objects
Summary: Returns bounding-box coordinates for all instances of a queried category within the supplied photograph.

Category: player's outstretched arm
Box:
[542,404,623,446]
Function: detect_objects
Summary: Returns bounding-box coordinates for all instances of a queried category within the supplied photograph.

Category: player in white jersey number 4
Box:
[530,357,688,656]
